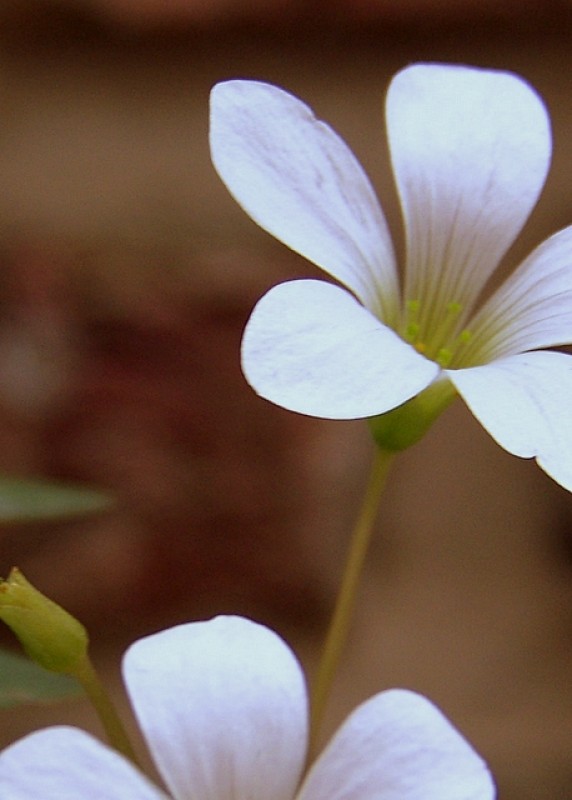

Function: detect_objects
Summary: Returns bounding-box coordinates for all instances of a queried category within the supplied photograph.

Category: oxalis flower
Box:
[0,616,494,798]
[210,64,572,490]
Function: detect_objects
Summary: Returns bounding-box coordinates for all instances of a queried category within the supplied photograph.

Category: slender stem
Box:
[72,653,140,766]
[309,446,393,756]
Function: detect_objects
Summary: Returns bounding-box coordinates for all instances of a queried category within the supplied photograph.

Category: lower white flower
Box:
[0,616,494,799]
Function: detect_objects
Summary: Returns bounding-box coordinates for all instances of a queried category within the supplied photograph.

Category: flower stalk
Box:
[309,447,393,755]
[72,653,140,766]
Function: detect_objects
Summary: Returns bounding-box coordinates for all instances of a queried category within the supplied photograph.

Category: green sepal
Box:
[368,378,457,452]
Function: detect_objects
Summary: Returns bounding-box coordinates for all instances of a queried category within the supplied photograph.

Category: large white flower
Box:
[0,616,494,799]
[210,64,572,490]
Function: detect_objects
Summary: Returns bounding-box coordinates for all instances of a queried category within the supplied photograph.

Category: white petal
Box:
[242,279,439,419]
[387,64,551,331]
[210,80,399,324]
[123,616,307,800]
[448,351,572,490]
[298,689,494,800]
[460,225,572,363]
[0,726,166,799]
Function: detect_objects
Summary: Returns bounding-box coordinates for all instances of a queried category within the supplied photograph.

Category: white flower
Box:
[0,616,494,799]
[210,64,572,490]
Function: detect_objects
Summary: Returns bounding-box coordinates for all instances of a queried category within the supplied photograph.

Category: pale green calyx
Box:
[368,377,457,452]
[0,568,88,674]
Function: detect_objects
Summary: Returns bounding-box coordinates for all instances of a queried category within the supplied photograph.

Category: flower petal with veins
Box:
[123,616,307,800]
[242,279,438,419]
[0,727,167,800]
[464,227,572,362]
[449,351,572,491]
[299,690,494,800]
[210,80,399,323]
[387,64,550,328]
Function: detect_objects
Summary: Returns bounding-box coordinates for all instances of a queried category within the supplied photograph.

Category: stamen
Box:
[401,298,472,367]
[446,328,473,367]
[427,301,463,358]
[406,322,420,343]
[446,301,462,315]
[436,348,453,367]
[404,300,420,344]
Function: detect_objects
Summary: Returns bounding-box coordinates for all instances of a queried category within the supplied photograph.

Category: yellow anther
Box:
[437,348,453,367]
[405,323,420,343]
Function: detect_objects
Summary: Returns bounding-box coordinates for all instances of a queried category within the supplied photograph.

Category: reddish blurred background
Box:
[0,2,571,798]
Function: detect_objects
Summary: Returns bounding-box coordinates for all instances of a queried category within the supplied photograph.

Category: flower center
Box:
[402,299,473,368]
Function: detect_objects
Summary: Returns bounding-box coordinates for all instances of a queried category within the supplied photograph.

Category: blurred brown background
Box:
[0,1,571,798]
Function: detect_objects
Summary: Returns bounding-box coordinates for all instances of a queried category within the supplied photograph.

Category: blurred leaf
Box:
[0,477,114,523]
[0,648,81,707]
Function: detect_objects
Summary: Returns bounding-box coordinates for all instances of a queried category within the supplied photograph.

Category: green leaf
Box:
[0,477,114,523]
[0,648,81,707]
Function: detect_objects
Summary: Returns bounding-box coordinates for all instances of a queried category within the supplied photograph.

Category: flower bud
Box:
[0,568,88,674]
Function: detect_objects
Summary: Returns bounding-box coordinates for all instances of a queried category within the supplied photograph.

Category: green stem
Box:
[72,653,140,766]
[309,446,393,756]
